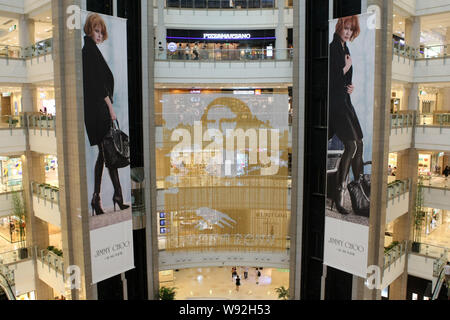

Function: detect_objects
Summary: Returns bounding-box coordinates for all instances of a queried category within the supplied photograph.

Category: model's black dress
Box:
[82,36,114,146]
[328,33,363,142]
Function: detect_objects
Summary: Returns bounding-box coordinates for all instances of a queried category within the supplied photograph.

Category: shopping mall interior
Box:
[0,0,449,301]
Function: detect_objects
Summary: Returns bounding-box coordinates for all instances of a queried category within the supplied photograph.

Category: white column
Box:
[19,15,35,49]
[276,1,287,60]
[408,84,420,111]
[21,84,36,113]
[156,0,167,60]
[409,17,421,48]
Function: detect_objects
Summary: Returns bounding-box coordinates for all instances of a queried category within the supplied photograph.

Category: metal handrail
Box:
[387,178,410,201]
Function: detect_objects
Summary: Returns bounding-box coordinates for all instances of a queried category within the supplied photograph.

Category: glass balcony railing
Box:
[0,115,25,129]
[166,0,277,9]
[0,44,22,59]
[410,241,449,262]
[387,178,410,201]
[417,113,450,127]
[27,114,56,131]
[390,112,416,130]
[31,182,60,207]
[0,38,53,60]
[157,48,293,61]
[383,240,407,270]
[393,39,450,60]
[0,248,31,265]
[37,247,65,280]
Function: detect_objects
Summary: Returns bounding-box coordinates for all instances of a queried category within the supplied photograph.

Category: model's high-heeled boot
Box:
[109,168,130,212]
[332,141,356,215]
[92,148,105,215]
[91,193,105,215]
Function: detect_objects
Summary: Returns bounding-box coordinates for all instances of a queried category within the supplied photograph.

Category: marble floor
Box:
[166,266,290,300]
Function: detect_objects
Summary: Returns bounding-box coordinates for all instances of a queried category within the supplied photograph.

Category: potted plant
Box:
[158,286,177,300]
[412,178,425,253]
[275,286,290,300]
[11,192,27,259]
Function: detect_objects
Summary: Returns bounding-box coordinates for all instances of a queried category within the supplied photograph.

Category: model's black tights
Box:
[337,140,364,187]
[94,144,121,196]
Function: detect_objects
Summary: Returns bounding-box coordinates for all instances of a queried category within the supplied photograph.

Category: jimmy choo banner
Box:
[80,11,134,284]
[324,13,376,278]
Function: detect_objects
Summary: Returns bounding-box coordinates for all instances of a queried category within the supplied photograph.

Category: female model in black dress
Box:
[82,13,129,215]
[329,16,364,215]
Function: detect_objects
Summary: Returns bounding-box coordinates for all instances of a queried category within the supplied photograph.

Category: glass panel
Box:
[207,0,220,8]
[167,0,180,7]
[155,89,291,253]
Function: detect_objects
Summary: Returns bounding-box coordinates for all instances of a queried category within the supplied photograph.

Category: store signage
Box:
[203,33,251,40]
[8,25,16,33]
[167,42,177,52]
[233,90,254,95]
[2,92,11,97]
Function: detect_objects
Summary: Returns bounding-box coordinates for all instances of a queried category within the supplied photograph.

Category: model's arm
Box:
[105,96,117,121]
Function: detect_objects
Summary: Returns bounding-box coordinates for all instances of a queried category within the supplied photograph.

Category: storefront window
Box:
[0,215,26,244]
[155,88,291,253]
[418,153,431,176]
[44,155,58,187]
[165,29,281,61]
[0,157,22,193]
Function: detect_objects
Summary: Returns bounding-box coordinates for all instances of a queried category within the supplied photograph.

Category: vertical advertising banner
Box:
[81,11,134,284]
[158,93,291,253]
[324,13,376,278]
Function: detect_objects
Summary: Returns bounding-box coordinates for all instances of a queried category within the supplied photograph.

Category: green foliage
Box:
[384,241,400,253]
[47,246,63,257]
[158,287,177,300]
[274,286,290,300]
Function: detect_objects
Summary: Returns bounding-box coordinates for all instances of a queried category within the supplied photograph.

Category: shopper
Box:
[388,165,392,176]
[256,269,261,285]
[443,166,450,179]
[235,275,241,292]
[193,42,199,60]
[185,44,191,60]
[231,267,237,281]
[244,267,249,280]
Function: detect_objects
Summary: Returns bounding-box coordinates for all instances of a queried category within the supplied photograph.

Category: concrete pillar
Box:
[402,84,411,111]
[408,84,420,111]
[404,18,412,44]
[155,0,167,60]
[143,0,160,300]
[389,212,409,300]
[289,0,306,300]
[409,17,421,48]
[439,88,450,111]
[352,0,393,300]
[52,0,97,300]
[21,84,37,113]
[19,15,35,49]
[276,1,287,60]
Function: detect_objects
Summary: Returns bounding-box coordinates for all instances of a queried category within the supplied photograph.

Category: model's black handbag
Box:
[347,162,372,217]
[102,120,130,169]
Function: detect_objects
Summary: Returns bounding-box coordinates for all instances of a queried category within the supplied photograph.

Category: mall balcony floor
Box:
[166,266,290,300]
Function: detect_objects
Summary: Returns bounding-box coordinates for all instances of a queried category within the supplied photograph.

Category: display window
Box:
[44,155,58,187]
[0,215,26,244]
[0,157,22,193]
[418,153,431,175]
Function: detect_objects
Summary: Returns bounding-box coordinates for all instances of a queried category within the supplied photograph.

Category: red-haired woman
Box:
[329,15,364,215]
[82,13,129,215]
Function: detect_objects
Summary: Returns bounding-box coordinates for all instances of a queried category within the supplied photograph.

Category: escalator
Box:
[0,273,16,300]
[431,268,448,300]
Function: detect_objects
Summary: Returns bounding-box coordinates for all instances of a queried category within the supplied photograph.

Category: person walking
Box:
[244,267,249,280]
[231,267,237,281]
[256,269,261,285]
[235,275,241,292]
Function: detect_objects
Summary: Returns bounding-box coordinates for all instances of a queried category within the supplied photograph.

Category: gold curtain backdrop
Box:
[156,90,291,253]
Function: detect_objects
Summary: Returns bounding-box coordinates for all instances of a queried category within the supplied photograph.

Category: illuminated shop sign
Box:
[203,33,251,40]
